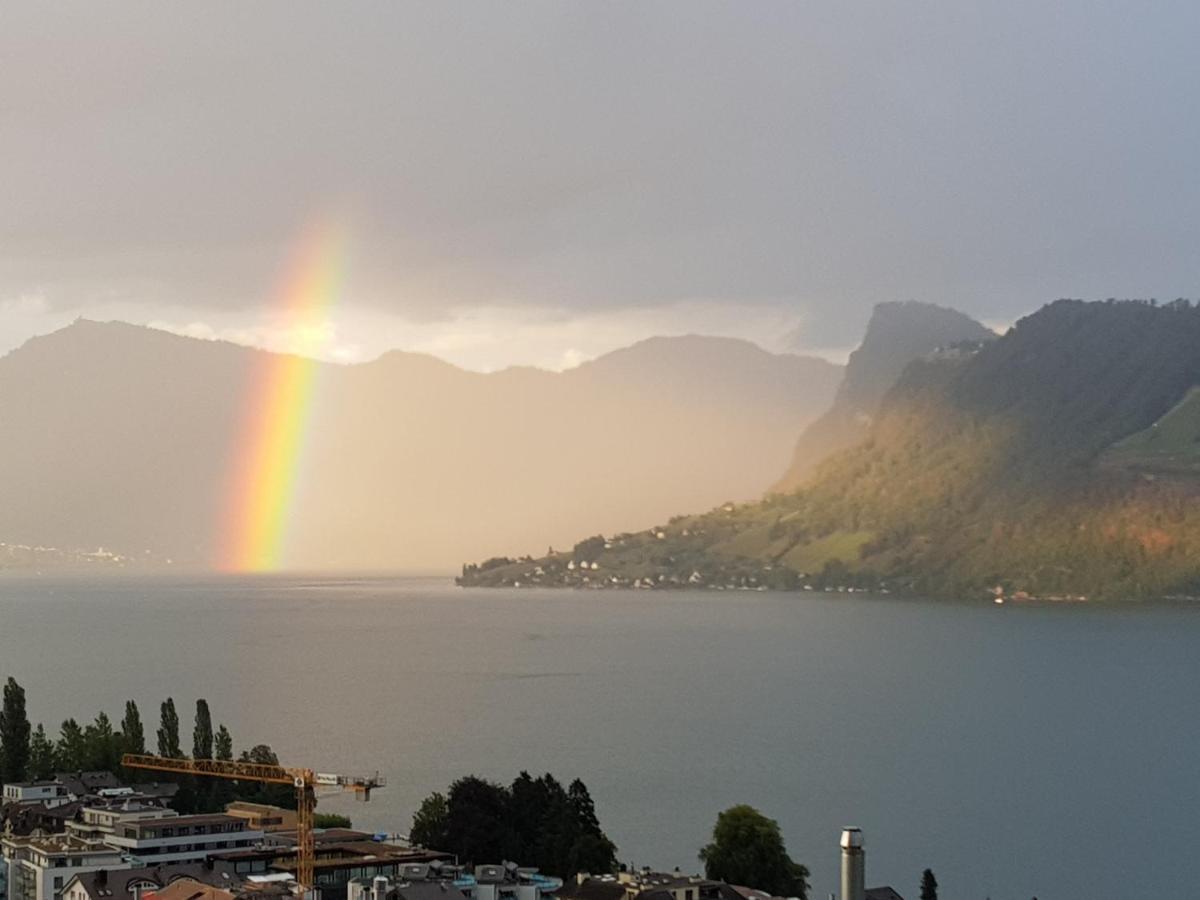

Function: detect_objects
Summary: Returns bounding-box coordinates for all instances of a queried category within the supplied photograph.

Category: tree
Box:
[214,725,233,761]
[121,701,145,755]
[210,724,235,810]
[699,806,809,900]
[56,718,86,771]
[0,677,31,783]
[28,724,56,779]
[157,698,182,758]
[410,791,450,850]
[445,776,514,865]
[83,712,120,771]
[191,699,215,811]
[413,773,616,878]
[314,813,352,829]
[193,700,213,759]
[567,779,617,875]
[235,745,293,808]
[920,869,938,900]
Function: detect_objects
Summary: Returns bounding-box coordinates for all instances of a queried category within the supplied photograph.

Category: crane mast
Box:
[121,753,384,894]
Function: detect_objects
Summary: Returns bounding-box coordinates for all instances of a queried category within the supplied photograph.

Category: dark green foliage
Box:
[157,698,182,758]
[410,792,450,850]
[236,744,294,808]
[56,718,86,771]
[446,776,513,864]
[699,805,809,900]
[314,813,352,829]
[191,700,214,811]
[28,724,56,779]
[920,868,938,900]
[0,677,31,783]
[121,701,145,755]
[210,724,235,810]
[410,773,616,878]
[214,724,233,761]
[83,712,121,772]
[572,536,607,559]
[566,779,616,874]
[193,700,213,759]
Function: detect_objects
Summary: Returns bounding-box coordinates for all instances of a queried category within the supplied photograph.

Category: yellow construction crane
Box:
[121,753,384,893]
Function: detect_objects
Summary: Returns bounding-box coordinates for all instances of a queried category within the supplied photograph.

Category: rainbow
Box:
[219,220,348,572]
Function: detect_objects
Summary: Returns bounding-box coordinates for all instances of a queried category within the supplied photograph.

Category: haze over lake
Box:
[2,575,1196,899]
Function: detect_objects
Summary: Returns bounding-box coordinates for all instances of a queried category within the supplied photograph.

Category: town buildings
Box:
[101,815,263,866]
[346,863,562,900]
[221,807,295,836]
[5,772,909,900]
[1,835,127,900]
[62,862,240,900]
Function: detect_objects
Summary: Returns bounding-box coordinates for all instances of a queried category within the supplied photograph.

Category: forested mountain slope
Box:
[773,301,996,492]
[462,300,1200,599]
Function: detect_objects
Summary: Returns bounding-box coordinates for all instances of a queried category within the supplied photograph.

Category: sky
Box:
[3,1,1200,370]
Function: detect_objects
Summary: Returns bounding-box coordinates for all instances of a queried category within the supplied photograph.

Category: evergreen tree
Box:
[28,724,56,779]
[568,779,601,836]
[56,718,86,771]
[193,700,213,759]
[920,869,938,900]
[0,677,32,783]
[156,698,189,811]
[210,724,235,810]
[567,779,616,874]
[214,725,233,760]
[699,805,809,900]
[189,700,215,811]
[157,698,182,758]
[121,701,145,754]
[83,712,120,771]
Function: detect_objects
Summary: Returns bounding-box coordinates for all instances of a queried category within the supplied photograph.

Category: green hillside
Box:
[461,300,1200,600]
[1101,387,1200,475]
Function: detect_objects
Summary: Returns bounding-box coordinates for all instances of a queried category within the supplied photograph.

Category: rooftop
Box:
[67,862,240,898]
[145,879,234,900]
[3,833,122,855]
[224,803,287,815]
[131,814,245,830]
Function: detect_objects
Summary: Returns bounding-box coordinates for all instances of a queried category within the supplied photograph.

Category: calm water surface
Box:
[0,575,1197,900]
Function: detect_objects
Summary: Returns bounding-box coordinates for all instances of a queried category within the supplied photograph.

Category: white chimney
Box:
[839,828,864,900]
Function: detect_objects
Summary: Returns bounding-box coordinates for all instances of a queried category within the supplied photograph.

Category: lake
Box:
[1,574,1197,899]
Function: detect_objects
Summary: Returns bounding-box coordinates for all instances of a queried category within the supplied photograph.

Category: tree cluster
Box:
[0,677,297,816]
[409,772,616,879]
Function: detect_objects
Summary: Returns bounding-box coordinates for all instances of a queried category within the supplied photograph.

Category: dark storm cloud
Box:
[3,1,1200,345]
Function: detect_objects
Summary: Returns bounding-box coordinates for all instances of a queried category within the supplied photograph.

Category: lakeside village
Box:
[0,685,927,900]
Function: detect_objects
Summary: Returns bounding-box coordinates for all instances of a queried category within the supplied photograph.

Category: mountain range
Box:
[462,299,1200,600]
[0,320,840,570]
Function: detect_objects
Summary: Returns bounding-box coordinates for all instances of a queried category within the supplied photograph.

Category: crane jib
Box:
[119,752,382,893]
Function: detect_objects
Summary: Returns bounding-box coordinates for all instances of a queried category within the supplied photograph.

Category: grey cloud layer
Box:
[3,1,1200,346]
